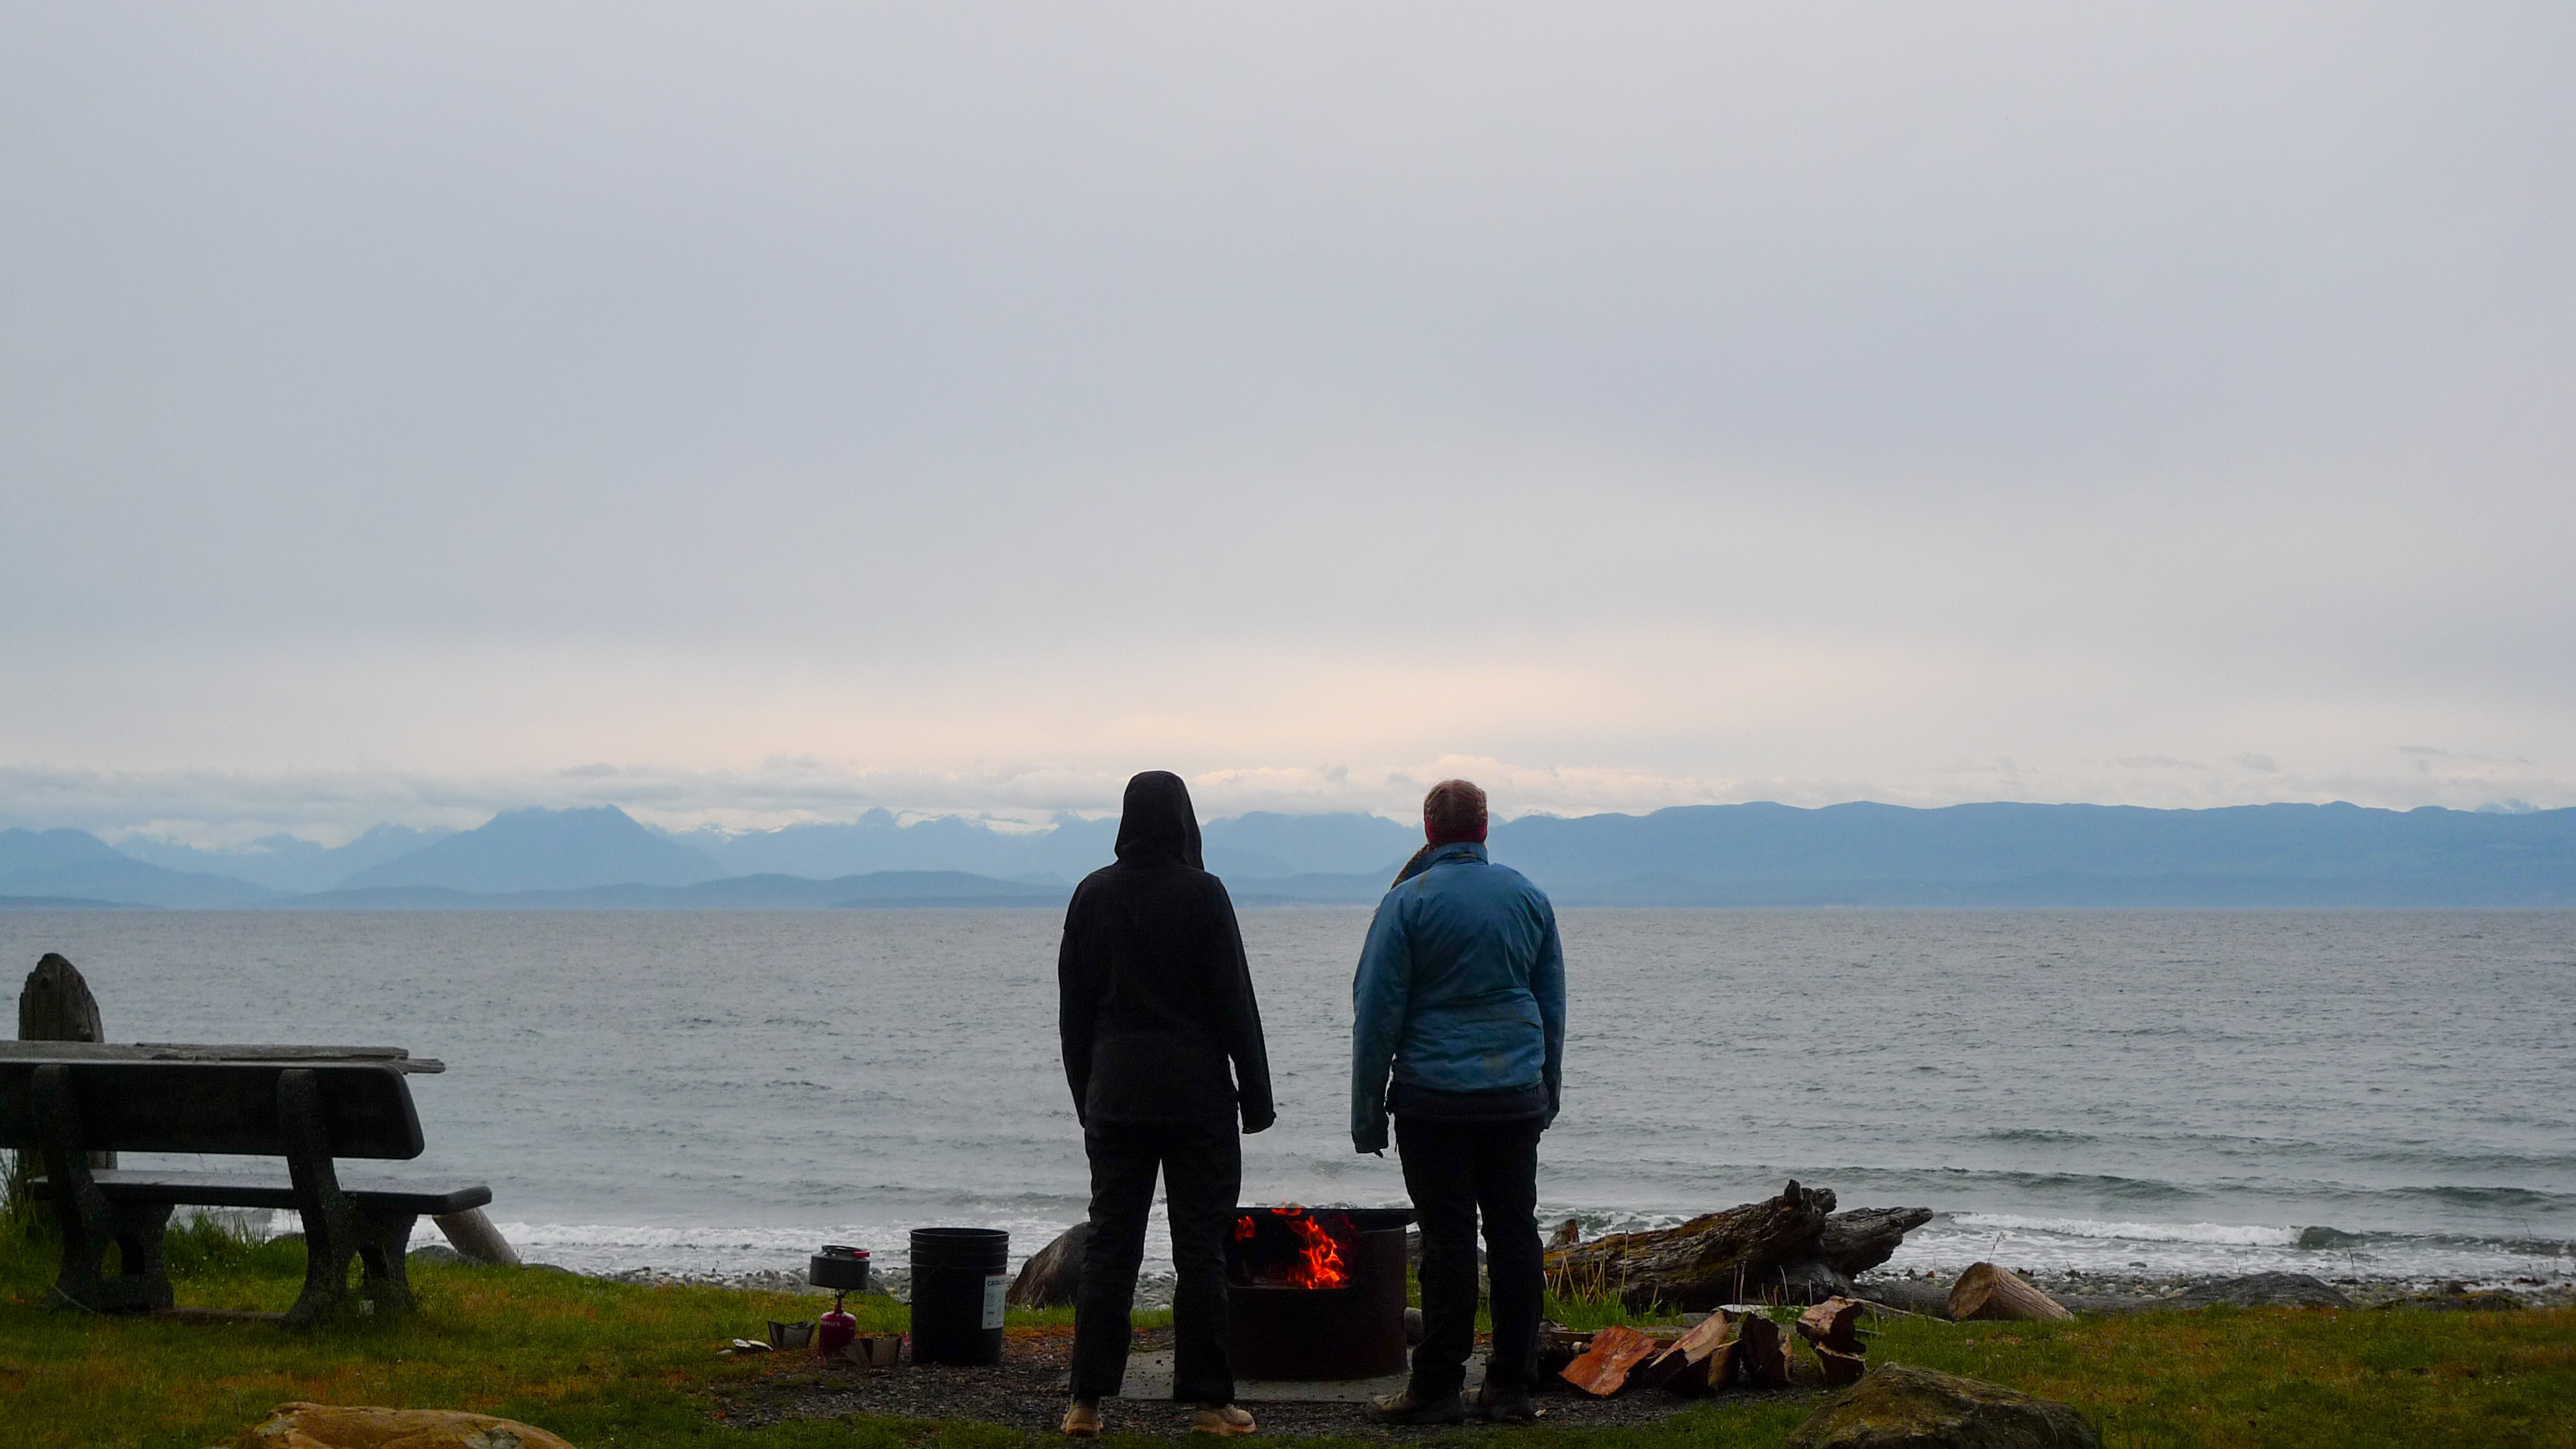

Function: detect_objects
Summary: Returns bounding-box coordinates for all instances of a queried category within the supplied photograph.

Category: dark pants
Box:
[1396,1115,1544,1398]
[1071,1118,1242,1404]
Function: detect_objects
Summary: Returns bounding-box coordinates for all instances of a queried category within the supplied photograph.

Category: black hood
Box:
[1113,771,1204,869]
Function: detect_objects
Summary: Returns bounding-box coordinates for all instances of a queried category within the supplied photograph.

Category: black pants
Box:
[1071,1118,1242,1404]
[1396,1115,1544,1398]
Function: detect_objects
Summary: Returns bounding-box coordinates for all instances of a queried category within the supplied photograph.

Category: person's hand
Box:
[1242,1104,1276,1135]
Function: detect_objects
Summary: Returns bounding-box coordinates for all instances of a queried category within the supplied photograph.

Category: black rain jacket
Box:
[1057,771,1274,1130]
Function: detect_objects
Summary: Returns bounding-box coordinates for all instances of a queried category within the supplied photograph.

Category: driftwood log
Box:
[1949,1261,2074,1322]
[1819,1206,1935,1277]
[1542,1181,1931,1309]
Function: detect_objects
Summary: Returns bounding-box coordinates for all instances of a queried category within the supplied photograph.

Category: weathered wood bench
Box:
[0,1058,491,1324]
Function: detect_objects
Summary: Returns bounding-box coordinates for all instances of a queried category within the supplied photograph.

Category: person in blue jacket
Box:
[1350,778,1565,1425]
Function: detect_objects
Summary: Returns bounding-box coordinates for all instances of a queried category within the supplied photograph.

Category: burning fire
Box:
[1232,1204,1350,1289]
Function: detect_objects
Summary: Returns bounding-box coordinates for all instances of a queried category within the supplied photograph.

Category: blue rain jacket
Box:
[1350,841,1565,1153]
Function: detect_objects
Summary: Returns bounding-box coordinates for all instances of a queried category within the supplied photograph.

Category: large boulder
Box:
[1006,1223,1090,1308]
[234,1403,574,1449]
[1785,1363,2100,1449]
[2163,1272,2352,1310]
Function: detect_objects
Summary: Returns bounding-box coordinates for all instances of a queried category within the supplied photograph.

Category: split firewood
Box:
[1558,1324,1664,1397]
[1795,1296,1867,1352]
[1792,1296,1869,1385]
[1535,1323,1591,1378]
[1637,1310,1737,1396]
[1731,1311,1793,1389]
[1948,1261,2075,1322]
[1814,1344,1866,1385]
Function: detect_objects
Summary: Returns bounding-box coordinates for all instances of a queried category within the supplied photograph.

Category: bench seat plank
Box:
[33,1170,491,1217]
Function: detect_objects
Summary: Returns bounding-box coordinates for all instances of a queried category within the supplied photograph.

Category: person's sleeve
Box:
[1349,891,1412,1153]
[1532,895,1566,1129]
[1209,880,1275,1133]
[1057,890,1098,1128]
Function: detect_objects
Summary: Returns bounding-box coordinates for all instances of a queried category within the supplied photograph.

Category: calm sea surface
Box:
[5,908,2570,1289]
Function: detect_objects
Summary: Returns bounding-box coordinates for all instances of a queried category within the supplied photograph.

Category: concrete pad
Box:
[1113,1350,1483,1404]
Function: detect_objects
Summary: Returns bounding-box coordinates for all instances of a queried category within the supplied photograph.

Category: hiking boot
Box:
[1472,1381,1537,1424]
[1369,1387,1467,1426]
[1062,1399,1104,1437]
[1189,1403,1258,1435]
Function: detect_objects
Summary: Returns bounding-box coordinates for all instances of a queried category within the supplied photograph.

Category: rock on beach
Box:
[234,1402,573,1449]
[1785,1363,2101,1449]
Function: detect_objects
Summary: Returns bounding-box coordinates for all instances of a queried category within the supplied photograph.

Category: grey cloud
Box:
[1,5,2570,813]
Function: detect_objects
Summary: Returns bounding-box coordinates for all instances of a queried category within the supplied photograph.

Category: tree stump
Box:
[19,953,112,1169]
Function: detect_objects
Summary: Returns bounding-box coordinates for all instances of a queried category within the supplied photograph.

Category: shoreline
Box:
[543,1258,2576,1314]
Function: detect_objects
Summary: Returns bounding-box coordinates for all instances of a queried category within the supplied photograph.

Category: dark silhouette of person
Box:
[1058,771,1274,1437]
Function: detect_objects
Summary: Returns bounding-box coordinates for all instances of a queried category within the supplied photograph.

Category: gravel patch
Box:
[713,1327,1822,1439]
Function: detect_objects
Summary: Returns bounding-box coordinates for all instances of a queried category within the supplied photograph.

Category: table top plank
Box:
[0,1041,445,1073]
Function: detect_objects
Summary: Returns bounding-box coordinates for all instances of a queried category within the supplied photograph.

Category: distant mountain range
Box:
[4,800,2571,910]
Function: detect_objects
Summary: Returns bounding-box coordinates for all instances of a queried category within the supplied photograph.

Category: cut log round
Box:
[1559,1324,1664,1397]
[1949,1261,2074,1322]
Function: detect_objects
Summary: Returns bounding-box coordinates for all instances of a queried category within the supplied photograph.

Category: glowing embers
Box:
[1230,1205,1350,1290]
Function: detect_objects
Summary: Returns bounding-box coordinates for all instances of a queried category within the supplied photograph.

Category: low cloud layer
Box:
[5,747,2557,849]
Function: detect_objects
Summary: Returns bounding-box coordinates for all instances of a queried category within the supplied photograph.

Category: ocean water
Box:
[5,908,2570,1291]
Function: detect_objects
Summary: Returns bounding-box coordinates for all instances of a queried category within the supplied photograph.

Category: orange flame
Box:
[1263,1205,1348,1289]
[1233,1216,1256,1241]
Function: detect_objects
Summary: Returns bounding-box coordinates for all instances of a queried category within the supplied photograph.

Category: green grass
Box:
[1,1169,2570,1448]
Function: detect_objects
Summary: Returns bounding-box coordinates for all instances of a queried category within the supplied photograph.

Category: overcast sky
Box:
[4,3,2570,842]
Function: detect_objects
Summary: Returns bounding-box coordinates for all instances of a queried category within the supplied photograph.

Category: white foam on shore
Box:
[1949,1213,2301,1247]
[364,1206,2571,1292]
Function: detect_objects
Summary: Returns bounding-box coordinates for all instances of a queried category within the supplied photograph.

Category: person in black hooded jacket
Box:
[1058,771,1274,1437]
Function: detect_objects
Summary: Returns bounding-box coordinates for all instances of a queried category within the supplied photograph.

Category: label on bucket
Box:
[982,1274,1008,1330]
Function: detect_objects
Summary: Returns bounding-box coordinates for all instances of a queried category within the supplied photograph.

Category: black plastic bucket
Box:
[908,1228,1009,1365]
